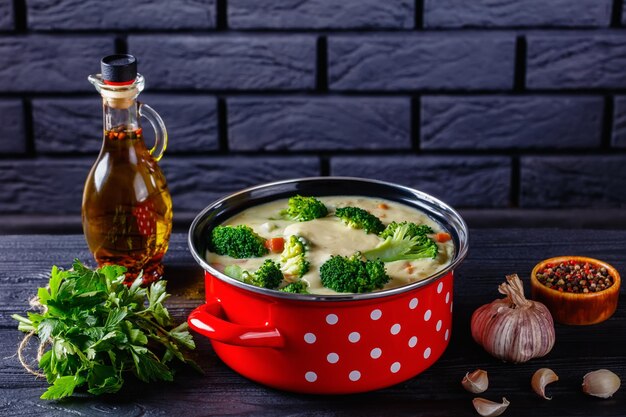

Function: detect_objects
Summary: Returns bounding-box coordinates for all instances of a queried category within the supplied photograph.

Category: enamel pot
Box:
[187,177,468,394]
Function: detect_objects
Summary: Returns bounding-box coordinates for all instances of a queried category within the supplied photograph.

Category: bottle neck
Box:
[88,73,145,134]
[103,97,139,132]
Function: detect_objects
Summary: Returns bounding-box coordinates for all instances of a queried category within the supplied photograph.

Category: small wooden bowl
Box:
[531,256,620,325]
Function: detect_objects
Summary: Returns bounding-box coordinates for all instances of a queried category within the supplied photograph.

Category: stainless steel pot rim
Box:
[188,176,469,302]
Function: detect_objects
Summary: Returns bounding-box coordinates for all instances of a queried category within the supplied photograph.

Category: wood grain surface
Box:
[0,230,624,416]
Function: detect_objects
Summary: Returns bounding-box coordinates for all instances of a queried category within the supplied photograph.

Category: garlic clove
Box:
[472,397,510,417]
[531,368,559,400]
[582,369,621,399]
[462,369,489,393]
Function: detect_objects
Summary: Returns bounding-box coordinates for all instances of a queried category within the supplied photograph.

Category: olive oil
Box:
[83,127,172,284]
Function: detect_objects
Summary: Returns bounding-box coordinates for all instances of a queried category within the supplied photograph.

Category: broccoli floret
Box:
[379,221,434,239]
[320,253,390,293]
[244,260,283,289]
[210,225,268,258]
[335,206,385,235]
[224,260,307,293]
[279,280,309,294]
[280,235,310,278]
[363,223,438,262]
[282,195,328,222]
[224,261,284,290]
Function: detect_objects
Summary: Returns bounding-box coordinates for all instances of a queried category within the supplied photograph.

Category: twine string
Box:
[16,293,48,379]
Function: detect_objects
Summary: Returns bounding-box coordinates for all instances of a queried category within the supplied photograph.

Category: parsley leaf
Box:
[12,260,198,400]
[41,375,84,400]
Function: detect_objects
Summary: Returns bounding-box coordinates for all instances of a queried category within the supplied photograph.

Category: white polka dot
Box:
[408,336,418,348]
[436,320,442,332]
[326,314,338,325]
[327,352,339,364]
[370,348,382,359]
[445,292,450,304]
[424,309,432,321]
[349,370,361,381]
[437,282,443,293]
[450,302,454,313]
[445,329,450,341]
[348,331,361,343]
[305,371,317,382]
[390,362,401,373]
[423,347,432,359]
[370,309,382,320]
[390,323,401,335]
[304,333,316,344]
[409,297,418,309]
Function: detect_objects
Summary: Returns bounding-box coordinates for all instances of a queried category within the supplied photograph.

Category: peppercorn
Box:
[536,260,613,294]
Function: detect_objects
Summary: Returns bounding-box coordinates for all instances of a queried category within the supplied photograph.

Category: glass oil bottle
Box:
[83,55,172,285]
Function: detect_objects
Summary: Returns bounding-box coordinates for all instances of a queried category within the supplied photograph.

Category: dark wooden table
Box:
[1,230,624,417]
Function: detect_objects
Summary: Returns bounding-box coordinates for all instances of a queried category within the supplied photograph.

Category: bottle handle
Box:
[138,103,168,161]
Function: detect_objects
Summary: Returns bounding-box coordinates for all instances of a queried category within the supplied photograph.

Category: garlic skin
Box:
[462,369,489,393]
[582,369,621,398]
[472,397,509,417]
[471,274,555,363]
[531,368,559,400]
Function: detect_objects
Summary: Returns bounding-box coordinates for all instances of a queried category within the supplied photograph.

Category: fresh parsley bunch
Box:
[12,260,198,400]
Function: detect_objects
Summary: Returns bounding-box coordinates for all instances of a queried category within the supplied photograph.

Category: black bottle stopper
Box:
[101,54,137,84]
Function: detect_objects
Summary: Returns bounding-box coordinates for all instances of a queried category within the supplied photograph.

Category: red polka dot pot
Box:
[187,177,468,394]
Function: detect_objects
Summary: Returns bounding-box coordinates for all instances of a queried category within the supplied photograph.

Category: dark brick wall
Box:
[1,0,626,222]
[423,0,612,27]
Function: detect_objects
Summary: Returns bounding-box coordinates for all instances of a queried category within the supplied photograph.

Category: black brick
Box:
[161,156,320,211]
[0,159,91,214]
[228,0,413,29]
[612,96,626,148]
[228,97,411,151]
[129,35,316,91]
[0,100,26,154]
[421,96,604,149]
[0,0,13,30]
[521,156,626,208]
[424,0,611,28]
[328,34,515,91]
[144,95,219,153]
[32,98,101,153]
[527,33,626,89]
[27,0,215,30]
[0,36,113,92]
[33,96,218,154]
[330,156,511,208]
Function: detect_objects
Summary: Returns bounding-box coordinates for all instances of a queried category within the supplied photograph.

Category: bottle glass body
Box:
[82,77,172,285]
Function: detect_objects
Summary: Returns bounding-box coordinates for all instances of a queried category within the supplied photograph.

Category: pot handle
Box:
[187,299,284,348]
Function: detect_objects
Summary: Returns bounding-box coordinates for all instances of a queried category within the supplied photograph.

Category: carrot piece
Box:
[264,237,285,253]
[435,232,451,243]
[378,203,389,210]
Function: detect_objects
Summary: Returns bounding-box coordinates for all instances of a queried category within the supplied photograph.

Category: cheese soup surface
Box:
[206,196,454,295]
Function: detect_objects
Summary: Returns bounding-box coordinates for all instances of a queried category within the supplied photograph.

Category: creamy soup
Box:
[206,196,454,295]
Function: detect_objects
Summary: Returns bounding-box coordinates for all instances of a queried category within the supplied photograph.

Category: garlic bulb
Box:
[471,274,555,363]
[462,369,489,393]
[582,369,621,398]
[472,397,509,417]
[531,368,559,400]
